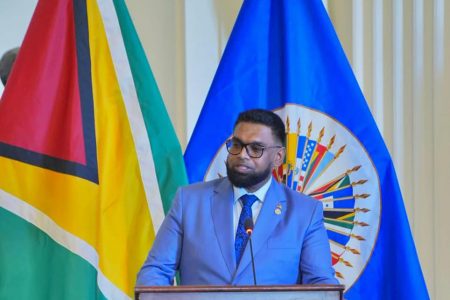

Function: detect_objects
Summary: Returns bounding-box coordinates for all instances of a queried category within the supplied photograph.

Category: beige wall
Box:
[127,1,450,299]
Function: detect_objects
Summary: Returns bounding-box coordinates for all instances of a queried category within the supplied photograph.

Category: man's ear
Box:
[273,147,286,168]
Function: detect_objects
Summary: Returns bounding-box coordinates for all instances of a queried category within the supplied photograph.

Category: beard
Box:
[225,160,273,189]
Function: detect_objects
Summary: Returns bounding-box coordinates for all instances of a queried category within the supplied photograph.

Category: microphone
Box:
[244,218,253,235]
[244,218,257,285]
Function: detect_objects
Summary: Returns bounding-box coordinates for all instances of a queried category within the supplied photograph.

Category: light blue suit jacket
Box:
[137,177,337,286]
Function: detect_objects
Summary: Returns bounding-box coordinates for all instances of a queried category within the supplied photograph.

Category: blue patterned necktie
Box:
[235,194,258,265]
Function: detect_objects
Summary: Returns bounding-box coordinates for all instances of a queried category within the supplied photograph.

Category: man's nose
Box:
[237,145,251,159]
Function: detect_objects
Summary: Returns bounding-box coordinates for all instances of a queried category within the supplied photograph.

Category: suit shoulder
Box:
[279,183,320,208]
[178,177,226,194]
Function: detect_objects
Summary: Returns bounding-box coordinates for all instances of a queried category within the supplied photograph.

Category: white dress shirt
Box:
[232,176,273,237]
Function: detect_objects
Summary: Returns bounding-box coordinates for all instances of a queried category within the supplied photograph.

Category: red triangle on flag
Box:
[0,0,98,183]
[0,0,85,165]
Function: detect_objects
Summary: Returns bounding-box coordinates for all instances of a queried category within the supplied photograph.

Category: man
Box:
[137,109,337,286]
[0,47,19,86]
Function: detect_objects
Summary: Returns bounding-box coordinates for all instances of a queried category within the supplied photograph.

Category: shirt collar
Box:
[233,176,273,204]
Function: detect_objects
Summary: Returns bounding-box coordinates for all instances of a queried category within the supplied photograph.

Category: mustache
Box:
[226,158,253,169]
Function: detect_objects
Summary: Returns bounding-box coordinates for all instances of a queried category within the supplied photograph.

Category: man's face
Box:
[226,122,285,192]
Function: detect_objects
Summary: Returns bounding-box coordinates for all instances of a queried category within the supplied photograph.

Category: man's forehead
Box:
[233,122,275,142]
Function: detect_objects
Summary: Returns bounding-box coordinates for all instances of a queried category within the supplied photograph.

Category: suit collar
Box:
[211,178,236,277]
[211,178,288,283]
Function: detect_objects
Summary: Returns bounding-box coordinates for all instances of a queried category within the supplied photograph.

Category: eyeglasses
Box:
[226,138,283,158]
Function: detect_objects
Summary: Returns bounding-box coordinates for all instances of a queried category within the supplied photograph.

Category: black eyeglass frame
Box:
[225,138,284,158]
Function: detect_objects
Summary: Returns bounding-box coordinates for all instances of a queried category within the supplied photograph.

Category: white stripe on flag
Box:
[96,0,165,232]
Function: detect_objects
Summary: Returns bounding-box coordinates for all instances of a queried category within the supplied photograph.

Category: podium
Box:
[135,285,345,300]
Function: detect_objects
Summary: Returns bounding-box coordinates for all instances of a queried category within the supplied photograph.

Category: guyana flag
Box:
[0,0,187,299]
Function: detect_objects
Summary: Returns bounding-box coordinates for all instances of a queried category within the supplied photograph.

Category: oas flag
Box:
[184,0,429,299]
[0,0,186,299]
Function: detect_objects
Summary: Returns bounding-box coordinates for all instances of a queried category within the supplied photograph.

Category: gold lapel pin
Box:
[275,203,282,215]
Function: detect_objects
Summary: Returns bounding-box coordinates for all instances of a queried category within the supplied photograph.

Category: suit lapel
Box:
[211,178,236,277]
[233,180,287,281]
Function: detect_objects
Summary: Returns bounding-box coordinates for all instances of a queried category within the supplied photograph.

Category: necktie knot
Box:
[241,194,258,208]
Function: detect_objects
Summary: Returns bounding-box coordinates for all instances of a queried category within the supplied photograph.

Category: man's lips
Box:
[233,164,253,173]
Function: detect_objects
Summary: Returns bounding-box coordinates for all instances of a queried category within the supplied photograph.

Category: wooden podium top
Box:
[135,284,345,300]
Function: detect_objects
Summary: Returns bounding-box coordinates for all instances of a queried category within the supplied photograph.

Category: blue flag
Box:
[184,0,429,299]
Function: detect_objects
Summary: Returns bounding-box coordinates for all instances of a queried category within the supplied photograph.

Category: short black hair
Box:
[234,109,286,146]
